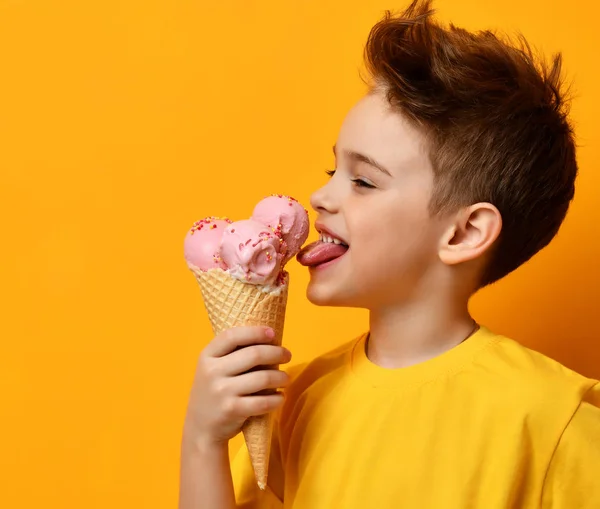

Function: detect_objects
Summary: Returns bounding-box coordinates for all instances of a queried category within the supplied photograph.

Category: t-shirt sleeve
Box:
[230,362,306,508]
[542,382,600,508]
[230,430,284,509]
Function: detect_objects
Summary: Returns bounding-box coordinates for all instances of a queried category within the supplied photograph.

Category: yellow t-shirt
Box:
[231,326,600,508]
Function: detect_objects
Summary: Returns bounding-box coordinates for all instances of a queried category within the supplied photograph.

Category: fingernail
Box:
[265,328,275,338]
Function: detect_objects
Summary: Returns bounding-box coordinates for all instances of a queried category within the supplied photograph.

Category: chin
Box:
[306,280,362,308]
[306,284,332,306]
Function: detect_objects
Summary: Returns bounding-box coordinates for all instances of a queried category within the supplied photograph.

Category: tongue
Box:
[297,241,348,267]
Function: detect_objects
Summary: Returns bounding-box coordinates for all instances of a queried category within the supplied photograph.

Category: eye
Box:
[325,169,336,177]
[351,178,376,189]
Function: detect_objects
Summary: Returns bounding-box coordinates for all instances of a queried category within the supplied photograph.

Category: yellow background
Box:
[1,1,598,507]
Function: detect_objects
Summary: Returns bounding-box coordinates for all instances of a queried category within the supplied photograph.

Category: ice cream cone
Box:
[192,267,288,490]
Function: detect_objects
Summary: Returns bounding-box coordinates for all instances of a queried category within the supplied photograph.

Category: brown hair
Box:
[364,0,577,286]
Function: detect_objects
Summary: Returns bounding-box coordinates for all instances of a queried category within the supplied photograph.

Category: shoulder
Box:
[558,382,600,443]
[283,334,361,393]
[477,327,597,397]
[566,382,600,433]
[286,334,364,385]
[471,327,598,428]
[542,383,600,507]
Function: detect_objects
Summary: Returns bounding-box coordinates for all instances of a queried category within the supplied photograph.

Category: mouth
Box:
[296,228,349,268]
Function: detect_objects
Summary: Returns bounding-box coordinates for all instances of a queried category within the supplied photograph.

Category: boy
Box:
[179,1,600,507]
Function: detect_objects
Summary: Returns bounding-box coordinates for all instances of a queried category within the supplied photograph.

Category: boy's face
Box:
[306,91,450,308]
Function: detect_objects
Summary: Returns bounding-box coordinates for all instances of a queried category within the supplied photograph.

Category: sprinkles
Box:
[269,222,283,239]
[267,193,300,204]
[189,216,232,234]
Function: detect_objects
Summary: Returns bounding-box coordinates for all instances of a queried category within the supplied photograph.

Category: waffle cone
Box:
[193,268,288,490]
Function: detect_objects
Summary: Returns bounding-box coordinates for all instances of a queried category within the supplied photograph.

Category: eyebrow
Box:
[333,144,392,177]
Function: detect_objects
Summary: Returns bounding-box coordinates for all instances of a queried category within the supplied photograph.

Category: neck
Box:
[368,293,477,369]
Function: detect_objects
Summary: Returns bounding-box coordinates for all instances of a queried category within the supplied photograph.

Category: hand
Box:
[184,326,292,446]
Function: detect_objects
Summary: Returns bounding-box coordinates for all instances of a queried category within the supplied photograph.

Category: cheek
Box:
[350,192,429,243]
[349,198,437,273]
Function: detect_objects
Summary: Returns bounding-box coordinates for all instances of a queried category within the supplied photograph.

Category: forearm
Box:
[179,423,237,509]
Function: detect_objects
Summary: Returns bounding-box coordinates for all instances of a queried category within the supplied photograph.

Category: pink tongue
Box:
[297,242,348,267]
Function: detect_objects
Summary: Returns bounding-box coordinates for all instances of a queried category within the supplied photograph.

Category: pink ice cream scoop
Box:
[184,217,232,271]
[220,219,283,286]
[184,195,309,287]
[251,194,310,262]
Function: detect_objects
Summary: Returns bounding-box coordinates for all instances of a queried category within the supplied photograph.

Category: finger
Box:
[205,326,277,357]
[221,345,292,376]
[230,369,290,395]
[237,393,286,418]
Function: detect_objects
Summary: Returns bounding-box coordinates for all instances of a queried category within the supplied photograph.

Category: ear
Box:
[438,203,502,266]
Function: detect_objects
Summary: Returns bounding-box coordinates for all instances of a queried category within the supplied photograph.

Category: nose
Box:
[310,179,338,215]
